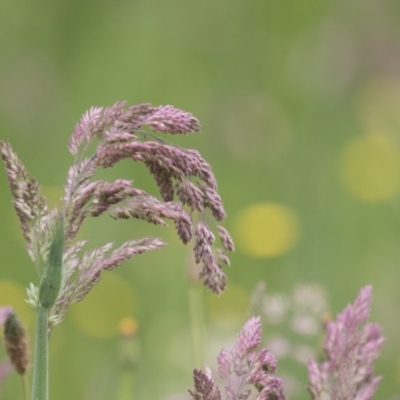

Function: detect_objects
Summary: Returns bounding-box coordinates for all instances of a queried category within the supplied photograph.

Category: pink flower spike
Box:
[235,316,262,357]
[190,317,285,400]
[307,286,384,400]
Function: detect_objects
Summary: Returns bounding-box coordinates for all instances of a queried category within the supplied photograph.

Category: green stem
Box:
[31,306,49,400]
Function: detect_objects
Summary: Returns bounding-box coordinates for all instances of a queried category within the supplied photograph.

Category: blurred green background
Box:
[1,0,400,399]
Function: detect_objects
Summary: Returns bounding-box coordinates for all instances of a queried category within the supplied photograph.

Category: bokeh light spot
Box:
[208,283,249,328]
[338,134,400,202]
[0,280,34,328]
[234,203,299,257]
[119,317,138,336]
[71,273,136,339]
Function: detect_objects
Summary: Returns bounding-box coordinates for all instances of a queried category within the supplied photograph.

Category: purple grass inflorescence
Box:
[189,317,285,400]
[0,102,234,327]
[307,286,385,400]
[189,285,385,400]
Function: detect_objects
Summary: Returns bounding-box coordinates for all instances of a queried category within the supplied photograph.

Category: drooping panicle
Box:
[68,102,232,294]
[3,101,233,328]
